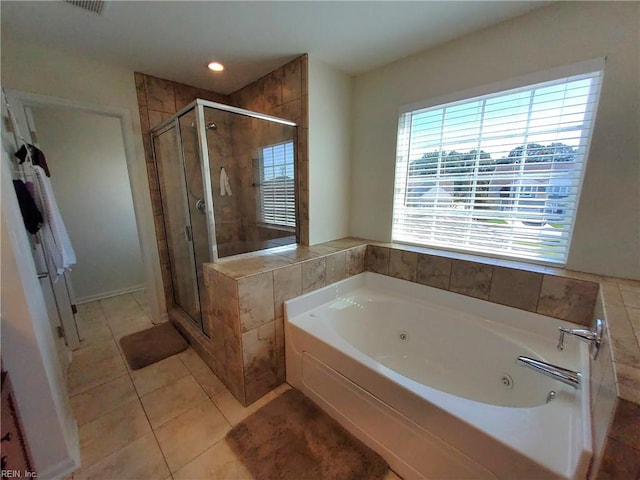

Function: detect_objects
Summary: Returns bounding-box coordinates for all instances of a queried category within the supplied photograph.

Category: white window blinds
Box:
[392,67,603,264]
[258,141,296,228]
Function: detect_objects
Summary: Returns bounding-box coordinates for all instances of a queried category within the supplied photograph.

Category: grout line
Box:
[118,328,173,477]
[534,273,546,313]
[170,434,230,479]
[70,293,173,477]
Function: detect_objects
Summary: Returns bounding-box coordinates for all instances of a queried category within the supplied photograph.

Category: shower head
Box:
[206,122,217,131]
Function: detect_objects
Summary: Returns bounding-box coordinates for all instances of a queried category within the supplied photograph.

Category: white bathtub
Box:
[285,272,591,480]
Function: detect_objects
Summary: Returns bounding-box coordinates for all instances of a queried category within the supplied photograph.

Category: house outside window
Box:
[257,141,296,229]
[392,60,603,265]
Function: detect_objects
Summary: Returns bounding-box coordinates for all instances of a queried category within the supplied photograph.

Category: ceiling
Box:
[1,1,549,95]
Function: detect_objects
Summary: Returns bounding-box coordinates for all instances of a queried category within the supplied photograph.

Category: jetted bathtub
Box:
[285,272,592,480]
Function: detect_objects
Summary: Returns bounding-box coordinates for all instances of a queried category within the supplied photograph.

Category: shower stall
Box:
[150,99,298,334]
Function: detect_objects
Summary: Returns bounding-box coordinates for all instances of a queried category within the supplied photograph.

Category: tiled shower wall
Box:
[134,56,310,404]
[201,107,242,249]
[135,54,309,311]
[228,55,309,246]
[226,112,296,253]
[135,73,229,308]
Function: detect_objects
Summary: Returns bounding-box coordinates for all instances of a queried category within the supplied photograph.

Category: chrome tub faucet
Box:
[517,356,582,389]
[557,318,604,360]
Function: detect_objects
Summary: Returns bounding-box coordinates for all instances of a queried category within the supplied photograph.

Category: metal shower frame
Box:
[149,98,298,263]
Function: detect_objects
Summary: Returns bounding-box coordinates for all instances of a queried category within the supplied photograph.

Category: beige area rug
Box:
[119,322,188,370]
[226,388,389,480]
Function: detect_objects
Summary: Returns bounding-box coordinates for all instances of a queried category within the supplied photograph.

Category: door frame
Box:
[6,89,166,326]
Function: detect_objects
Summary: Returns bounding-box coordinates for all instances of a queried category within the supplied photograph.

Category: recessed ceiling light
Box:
[208,62,224,72]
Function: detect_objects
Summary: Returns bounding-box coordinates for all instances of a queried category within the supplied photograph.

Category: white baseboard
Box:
[75,284,146,304]
[38,454,80,480]
[153,312,169,325]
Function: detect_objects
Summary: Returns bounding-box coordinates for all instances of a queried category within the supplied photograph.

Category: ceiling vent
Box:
[64,1,107,15]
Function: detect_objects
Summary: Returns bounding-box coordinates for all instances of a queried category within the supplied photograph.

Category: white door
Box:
[1,91,80,362]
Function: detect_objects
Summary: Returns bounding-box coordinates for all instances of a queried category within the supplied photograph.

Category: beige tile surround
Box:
[135,54,310,313]
[367,243,601,327]
[172,237,639,477]
[365,242,640,479]
[172,239,367,406]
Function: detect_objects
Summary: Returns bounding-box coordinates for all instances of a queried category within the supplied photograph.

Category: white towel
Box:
[220,167,233,196]
[32,165,76,276]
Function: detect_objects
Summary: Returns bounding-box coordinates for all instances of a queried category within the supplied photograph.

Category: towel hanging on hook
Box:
[220,167,233,196]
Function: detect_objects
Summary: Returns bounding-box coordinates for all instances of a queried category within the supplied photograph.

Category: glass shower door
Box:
[152,122,205,332]
[178,111,211,336]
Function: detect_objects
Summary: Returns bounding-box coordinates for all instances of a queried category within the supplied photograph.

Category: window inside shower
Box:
[150,100,298,333]
[257,140,296,229]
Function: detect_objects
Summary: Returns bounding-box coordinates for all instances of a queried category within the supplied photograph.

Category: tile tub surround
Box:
[366,243,600,326]
[589,282,640,479]
[171,237,638,476]
[364,243,640,480]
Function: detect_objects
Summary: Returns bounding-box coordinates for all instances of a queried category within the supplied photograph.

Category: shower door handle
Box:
[195,199,206,214]
[184,225,193,242]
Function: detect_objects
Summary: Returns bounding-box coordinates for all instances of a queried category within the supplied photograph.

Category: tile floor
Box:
[66,291,401,480]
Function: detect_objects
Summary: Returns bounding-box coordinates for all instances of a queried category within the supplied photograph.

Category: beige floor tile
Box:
[620,285,640,308]
[106,305,148,323]
[76,310,107,329]
[173,440,253,480]
[79,399,151,468]
[74,432,169,480]
[77,321,113,347]
[72,338,120,365]
[179,349,227,398]
[68,355,128,396]
[100,294,140,313]
[155,399,231,472]
[132,355,191,397]
[109,315,154,341]
[141,375,209,428]
[71,375,138,426]
[77,301,104,319]
[212,387,278,426]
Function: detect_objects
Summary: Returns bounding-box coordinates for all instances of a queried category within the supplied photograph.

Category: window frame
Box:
[391,58,605,266]
[256,140,296,230]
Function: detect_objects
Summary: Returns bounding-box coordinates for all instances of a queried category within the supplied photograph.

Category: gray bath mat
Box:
[119,322,188,370]
[226,388,389,480]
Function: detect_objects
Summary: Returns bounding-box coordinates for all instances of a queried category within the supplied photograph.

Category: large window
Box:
[257,141,296,228]
[392,63,603,264]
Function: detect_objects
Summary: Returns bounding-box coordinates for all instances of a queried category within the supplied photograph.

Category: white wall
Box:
[308,57,352,244]
[31,107,145,302]
[350,2,640,280]
[1,36,165,317]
